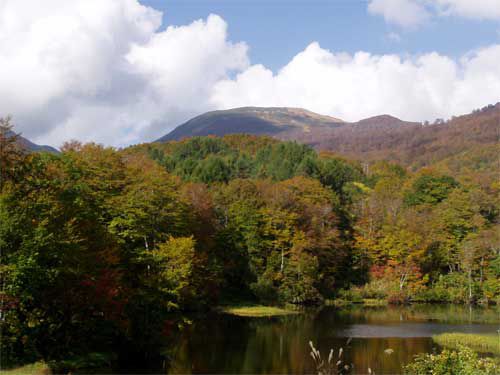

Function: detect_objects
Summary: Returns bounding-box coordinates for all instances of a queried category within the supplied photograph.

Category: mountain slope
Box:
[157,107,344,142]
[311,103,500,167]
[157,103,499,168]
[5,130,58,153]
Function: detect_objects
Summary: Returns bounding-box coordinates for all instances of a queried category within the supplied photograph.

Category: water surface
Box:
[168,305,499,374]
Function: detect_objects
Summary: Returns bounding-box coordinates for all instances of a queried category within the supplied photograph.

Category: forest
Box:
[0,118,499,371]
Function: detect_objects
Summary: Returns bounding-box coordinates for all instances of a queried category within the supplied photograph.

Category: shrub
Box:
[419,273,469,303]
[387,290,410,305]
[337,288,363,303]
[404,347,498,375]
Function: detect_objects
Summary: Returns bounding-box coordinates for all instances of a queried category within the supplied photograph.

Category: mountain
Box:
[156,107,344,142]
[310,103,500,167]
[5,130,58,153]
[158,103,499,167]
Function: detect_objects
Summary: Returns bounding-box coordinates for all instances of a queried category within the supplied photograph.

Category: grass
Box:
[0,362,50,375]
[221,305,299,317]
[433,333,500,355]
[325,298,387,307]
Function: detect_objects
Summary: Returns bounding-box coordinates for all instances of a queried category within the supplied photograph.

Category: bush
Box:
[337,288,363,303]
[387,290,410,305]
[481,278,500,304]
[250,277,277,303]
[404,347,498,375]
[418,273,469,303]
[358,278,394,299]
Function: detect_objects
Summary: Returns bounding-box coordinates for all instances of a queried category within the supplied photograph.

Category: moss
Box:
[221,305,299,317]
[433,333,500,355]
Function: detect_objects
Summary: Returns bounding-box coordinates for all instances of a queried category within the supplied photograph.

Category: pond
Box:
[167,305,500,374]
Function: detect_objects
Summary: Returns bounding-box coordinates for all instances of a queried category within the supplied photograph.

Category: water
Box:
[167,305,500,374]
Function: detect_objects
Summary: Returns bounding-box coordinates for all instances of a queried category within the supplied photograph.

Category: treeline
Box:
[1,122,498,369]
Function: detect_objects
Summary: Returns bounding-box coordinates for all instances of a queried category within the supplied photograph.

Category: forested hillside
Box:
[1,116,498,370]
[308,103,500,168]
[159,103,499,170]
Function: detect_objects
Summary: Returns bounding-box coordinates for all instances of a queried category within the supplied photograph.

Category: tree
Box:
[0,117,26,189]
[404,171,458,206]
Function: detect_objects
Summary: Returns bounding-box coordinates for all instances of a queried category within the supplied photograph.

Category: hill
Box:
[4,129,58,153]
[156,107,344,142]
[309,103,500,167]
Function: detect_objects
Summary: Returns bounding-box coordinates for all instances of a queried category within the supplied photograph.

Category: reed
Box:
[308,338,370,375]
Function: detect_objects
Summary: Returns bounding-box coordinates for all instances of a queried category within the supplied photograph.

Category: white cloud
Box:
[368,0,430,28]
[435,0,500,20]
[0,0,247,147]
[211,43,500,123]
[0,0,499,147]
[368,0,500,28]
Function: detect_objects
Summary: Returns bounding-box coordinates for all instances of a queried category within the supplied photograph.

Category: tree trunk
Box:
[468,268,473,304]
[280,248,284,272]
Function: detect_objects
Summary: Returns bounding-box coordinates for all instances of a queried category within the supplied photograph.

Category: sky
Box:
[0,0,499,147]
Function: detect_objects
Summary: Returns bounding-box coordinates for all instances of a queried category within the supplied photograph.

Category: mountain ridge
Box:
[5,129,58,153]
[156,103,499,167]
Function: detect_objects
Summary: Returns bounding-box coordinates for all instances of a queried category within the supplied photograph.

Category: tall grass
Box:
[433,333,500,355]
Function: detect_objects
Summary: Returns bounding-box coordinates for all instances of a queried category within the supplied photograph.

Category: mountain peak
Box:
[157,106,344,142]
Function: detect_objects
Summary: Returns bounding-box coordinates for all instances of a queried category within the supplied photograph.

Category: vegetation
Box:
[221,305,298,317]
[308,340,354,375]
[404,347,498,375]
[433,333,500,355]
[1,117,499,371]
[0,361,49,375]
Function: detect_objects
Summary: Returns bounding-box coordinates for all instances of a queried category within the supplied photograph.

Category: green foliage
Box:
[417,273,471,303]
[404,347,498,375]
[145,236,199,310]
[146,136,362,201]
[404,173,458,206]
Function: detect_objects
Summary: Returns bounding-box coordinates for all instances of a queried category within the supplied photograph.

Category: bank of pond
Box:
[3,304,499,374]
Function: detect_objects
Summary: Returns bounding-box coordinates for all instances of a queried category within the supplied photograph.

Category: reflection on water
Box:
[338,323,497,338]
[167,305,499,374]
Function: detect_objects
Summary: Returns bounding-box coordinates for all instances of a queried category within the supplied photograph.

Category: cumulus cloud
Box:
[0,0,247,147]
[210,43,500,122]
[0,0,499,147]
[368,0,500,28]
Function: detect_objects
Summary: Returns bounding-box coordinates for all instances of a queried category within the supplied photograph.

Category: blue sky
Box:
[1,0,499,147]
[142,0,499,71]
